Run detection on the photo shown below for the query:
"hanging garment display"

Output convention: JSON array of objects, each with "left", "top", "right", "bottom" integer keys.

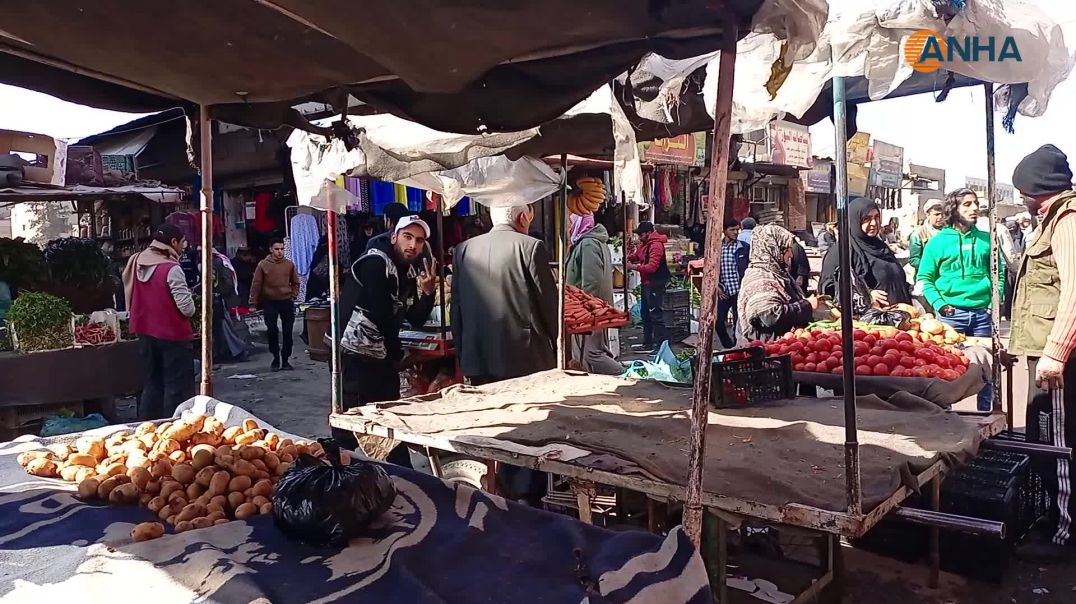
[{"left": 289, "top": 213, "right": 320, "bottom": 275}]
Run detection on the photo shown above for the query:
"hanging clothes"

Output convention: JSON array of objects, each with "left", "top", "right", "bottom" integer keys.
[
  {"left": 252, "top": 192, "right": 274, "bottom": 233},
  {"left": 289, "top": 213, "right": 320, "bottom": 275},
  {"left": 370, "top": 181, "right": 397, "bottom": 216}
]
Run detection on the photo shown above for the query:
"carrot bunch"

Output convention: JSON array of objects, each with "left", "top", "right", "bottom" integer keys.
[{"left": 565, "top": 286, "right": 629, "bottom": 333}]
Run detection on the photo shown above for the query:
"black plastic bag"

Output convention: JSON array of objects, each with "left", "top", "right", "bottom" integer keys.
[
  {"left": 859, "top": 308, "right": 911, "bottom": 329},
  {"left": 272, "top": 438, "right": 397, "bottom": 546}
]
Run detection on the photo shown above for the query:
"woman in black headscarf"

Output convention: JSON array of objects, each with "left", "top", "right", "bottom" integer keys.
[{"left": 818, "top": 197, "right": 911, "bottom": 313}]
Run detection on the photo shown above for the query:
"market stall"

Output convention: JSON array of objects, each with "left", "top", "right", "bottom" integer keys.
[{"left": 0, "top": 402, "right": 710, "bottom": 602}]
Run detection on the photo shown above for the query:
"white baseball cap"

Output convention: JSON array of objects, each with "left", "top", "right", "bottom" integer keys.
[{"left": 394, "top": 214, "right": 431, "bottom": 238}]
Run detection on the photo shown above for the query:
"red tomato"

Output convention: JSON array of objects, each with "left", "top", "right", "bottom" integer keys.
[
  {"left": 935, "top": 355, "right": 951, "bottom": 368},
  {"left": 914, "top": 358, "right": 928, "bottom": 367},
  {"left": 853, "top": 342, "right": 870, "bottom": 356},
  {"left": 873, "top": 362, "right": 891, "bottom": 376},
  {"left": 833, "top": 349, "right": 844, "bottom": 360},
  {"left": 869, "top": 346, "right": 884, "bottom": 356},
  {"left": 883, "top": 348, "right": 901, "bottom": 360},
  {"left": 891, "top": 366, "right": 908, "bottom": 377},
  {"left": 955, "top": 365, "right": 967, "bottom": 375},
  {"left": 866, "top": 355, "right": 884, "bottom": 367},
  {"left": 853, "top": 329, "right": 868, "bottom": 341},
  {"left": 789, "top": 342, "right": 805, "bottom": 353},
  {"left": 828, "top": 336, "right": 842, "bottom": 348},
  {"left": 898, "top": 341, "right": 916, "bottom": 354},
  {"left": 938, "top": 369, "right": 959, "bottom": 381},
  {"left": 810, "top": 329, "right": 822, "bottom": 337},
  {"left": 804, "top": 362, "right": 817, "bottom": 372},
  {"left": 881, "top": 339, "right": 899, "bottom": 352},
  {"left": 792, "top": 354, "right": 806, "bottom": 365},
  {"left": 855, "top": 365, "right": 873, "bottom": 376},
  {"left": 915, "top": 349, "right": 937, "bottom": 363},
  {"left": 864, "top": 335, "right": 878, "bottom": 347},
  {"left": 899, "top": 357, "right": 917, "bottom": 369},
  {"left": 777, "top": 346, "right": 789, "bottom": 355},
  {"left": 894, "top": 332, "right": 913, "bottom": 343},
  {"left": 826, "top": 357, "right": 841, "bottom": 370},
  {"left": 794, "top": 363, "right": 806, "bottom": 371},
  {"left": 831, "top": 366, "right": 843, "bottom": 375}
]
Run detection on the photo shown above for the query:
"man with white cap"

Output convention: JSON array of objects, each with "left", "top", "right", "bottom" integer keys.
[
  {"left": 1009, "top": 144, "right": 1076, "bottom": 560},
  {"left": 908, "top": 198, "right": 946, "bottom": 278},
  {"left": 334, "top": 215, "right": 437, "bottom": 462}
]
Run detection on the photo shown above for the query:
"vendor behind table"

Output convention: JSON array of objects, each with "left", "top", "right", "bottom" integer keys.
[
  {"left": 565, "top": 213, "right": 621, "bottom": 374},
  {"left": 336, "top": 215, "right": 437, "bottom": 467},
  {"left": 738, "top": 224, "right": 819, "bottom": 344}
]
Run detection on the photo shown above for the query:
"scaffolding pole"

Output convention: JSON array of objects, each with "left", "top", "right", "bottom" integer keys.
[
  {"left": 198, "top": 104, "right": 215, "bottom": 396},
  {"left": 557, "top": 154, "right": 570, "bottom": 369},
  {"left": 328, "top": 208, "right": 343, "bottom": 414},
  {"left": 833, "top": 77, "right": 863, "bottom": 515},
  {"left": 683, "top": 33, "right": 737, "bottom": 547},
  {"left": 985, "top": 83, "right": 1004, "bottom": 419}
]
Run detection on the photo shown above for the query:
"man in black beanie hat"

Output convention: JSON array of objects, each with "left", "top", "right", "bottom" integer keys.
[{"left": 1009, "top": 144, "right": 1076, "bottom": 560}]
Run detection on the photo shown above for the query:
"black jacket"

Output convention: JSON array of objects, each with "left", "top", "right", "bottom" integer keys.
[
  {"left": 340, "top": 238, "right": 435, "bottom": 362},
  {"left": 451, "top": 225, "right": 558, "bottom": 379}
]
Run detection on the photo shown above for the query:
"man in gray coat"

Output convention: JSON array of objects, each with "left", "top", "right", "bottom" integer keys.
[{"left": 451, "top": 203, "right": 558, "bottom": 383}]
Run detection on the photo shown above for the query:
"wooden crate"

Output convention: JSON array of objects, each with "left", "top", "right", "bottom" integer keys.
[{"left": 0, "top": 401, "right": 84, "bottom": 442}]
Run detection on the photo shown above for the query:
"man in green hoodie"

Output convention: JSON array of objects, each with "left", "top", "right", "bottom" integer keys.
[{"left": 918, "top": 187, "right": 1003, "bottom": 411}]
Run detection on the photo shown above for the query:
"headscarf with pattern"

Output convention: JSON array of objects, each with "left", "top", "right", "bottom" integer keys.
[{"left": 737, "top": 224, "right": 803, "bottom": 331}]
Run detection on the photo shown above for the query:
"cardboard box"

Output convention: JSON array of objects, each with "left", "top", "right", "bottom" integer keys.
[{"left": 0, "top": 130, "right": 67, "bottom": 186}]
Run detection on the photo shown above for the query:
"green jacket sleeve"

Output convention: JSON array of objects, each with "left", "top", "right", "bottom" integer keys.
[
  {"left": 578, "top": 240, "right": 606, "bottom": 299},
  {"left": 918, "top": 238, "right": 944, "bottom": 311},
  {"left": 908, "top": 234, "right": 923, "bottom": 271}
]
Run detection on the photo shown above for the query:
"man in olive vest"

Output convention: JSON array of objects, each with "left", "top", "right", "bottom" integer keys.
[{"left": 1010, "top": 144, "right": 1076, "bottom": 560}]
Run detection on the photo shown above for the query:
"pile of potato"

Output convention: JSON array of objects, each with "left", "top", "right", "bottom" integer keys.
[{"left": 16, "top": 414, "right": 325, "bottom": 542}]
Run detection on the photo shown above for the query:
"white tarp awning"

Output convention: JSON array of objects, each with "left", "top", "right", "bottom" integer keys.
[{"left": 721, "top": 0, "right": 1075, "bottom": 132}]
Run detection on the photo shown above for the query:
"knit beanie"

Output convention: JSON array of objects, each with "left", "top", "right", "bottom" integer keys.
[{"left": 1012, "top": 144, "right": 1073, "bottom": 197}]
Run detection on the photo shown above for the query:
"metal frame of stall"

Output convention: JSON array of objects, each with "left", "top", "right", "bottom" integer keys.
[{"left": 180, "top": 21, "right": 1031, "bottom": 601}]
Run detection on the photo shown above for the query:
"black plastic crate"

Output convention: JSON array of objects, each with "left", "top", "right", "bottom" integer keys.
[
  {"left": 663, "top": 288, "right": 690, "bottom": 310},
  {"left": 706, "top": 346, "right": 794, "bottom": 408}
]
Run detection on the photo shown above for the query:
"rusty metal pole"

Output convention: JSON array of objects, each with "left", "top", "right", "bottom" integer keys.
[
  {"left": 198, "top": 104, "right": 215, "bottom": 396},
  {"left": 327, "top": 208, "right": 342, "bottom": 415},
  {"left": 622, "top": 191, "right": 631, "bottom": 313},
  {"left": 833, "top": 77, "right": 863, "bottom": 515},
  {"left": 985, "top": 83, "right": 1003, "bottom": 418},
  {"left": 557, "top": 154, "right": 570, "bottom": 369},
  {"left": 683, "top": 34, "right": 737, "bottom": 548}
]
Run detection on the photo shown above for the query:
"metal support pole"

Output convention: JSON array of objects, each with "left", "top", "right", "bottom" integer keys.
[
  {"left": 198, "top": 104, "right": 215, "bottom": 396},
  {"left": 327, "top": 208, "right": 342, "bottom": 414},
  {"left": 833, "top": 77, "right": 863, "bottom": 516},
  {"left": 892, "top": 507, "right": 1006, "bottom": 538},
  {"left": 557, "top": 154, "right": 569, "bottom": 369},
  {"left": 985, "top": 83, "right": 1003, "bottom": 417},
  {"left": 928, "top": 476, "right": 940, "bottom": 588},
  {"left": 684, "top": 35, "right": 737, "bottom": 547},
  {"left": 621, "top": 192, "right": 631, "bottom": 314},
  {"left": 982, "top": 438, "right": 1073, "bottom": 459},
  {"left": 435, "top": 194, "right": 447, "bottom": 345}
]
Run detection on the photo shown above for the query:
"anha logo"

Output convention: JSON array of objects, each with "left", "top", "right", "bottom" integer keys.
[{"left": 904, "top": 29, "right": 1022, "bottom": 73}]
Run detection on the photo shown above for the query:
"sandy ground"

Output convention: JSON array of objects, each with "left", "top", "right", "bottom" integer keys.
[{"left": 163, "top": 321, "right": 1074, "bottom": 602}]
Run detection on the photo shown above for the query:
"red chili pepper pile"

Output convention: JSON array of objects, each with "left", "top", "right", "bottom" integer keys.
[{"left": 74, "top": 324, "right": 117, "bottom": 345}]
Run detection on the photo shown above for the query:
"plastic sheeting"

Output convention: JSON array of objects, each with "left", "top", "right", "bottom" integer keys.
[{"left": 722, "top": 0, "right": 1075, "bottom": 132}]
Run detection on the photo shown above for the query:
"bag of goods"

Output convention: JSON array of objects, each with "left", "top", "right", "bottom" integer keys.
[
  {"left": 859, "top": 308, "right": 912, "bottom": 329},
  {"left": 272, "top": 439, "right": 396, "bottom": 546},
  {"left": 16, "top": 414, "right": 326, "bottom": 541},
  {"left": 74, "top": 309, "right": 121, "bottom": 346}
]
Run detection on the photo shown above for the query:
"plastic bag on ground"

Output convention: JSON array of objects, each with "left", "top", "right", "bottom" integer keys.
[{"left": 272, "top": 439, "right": 397, "bottom": 546}]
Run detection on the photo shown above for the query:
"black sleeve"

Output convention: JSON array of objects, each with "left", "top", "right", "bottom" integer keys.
[
  {"left": 356, "top": 257, "right": 404, "bottom": 362},
  {"left": 405, "top": 287, "right": 436, "bottom": 329},
  {"left": 818, "top": 248, "right": 837, "bottom": 297},
  {"left": 753, "top": 299, "right": 813, "bottom": 333}
]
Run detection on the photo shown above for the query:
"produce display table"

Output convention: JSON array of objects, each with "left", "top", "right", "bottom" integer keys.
[
  {"left": 0, "top": 341, "right": 143, "bottom": 413},
  {"left": 330, "top": 370, "right": 1006, "bottom": 537},
  {"left": 0, "top": 399, "right": 709, "bottom": 603}
]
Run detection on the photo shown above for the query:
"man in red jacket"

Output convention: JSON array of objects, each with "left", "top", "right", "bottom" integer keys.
[{"left": 627, "top": 221, "right": 672, "bottom": 351}]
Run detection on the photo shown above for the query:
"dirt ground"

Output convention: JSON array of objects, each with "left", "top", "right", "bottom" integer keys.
[{"left": 193, "top": 323, "right": 1075, "bottom": 602}]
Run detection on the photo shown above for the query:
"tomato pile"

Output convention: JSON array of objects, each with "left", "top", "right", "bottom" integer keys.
[{"left": 747, "top": 327, "right": 970, "bottom": 381}]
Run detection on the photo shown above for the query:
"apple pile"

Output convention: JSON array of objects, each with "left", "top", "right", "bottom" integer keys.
[{"left": 747, "top": 327, "right": 971, "bottom": 381}]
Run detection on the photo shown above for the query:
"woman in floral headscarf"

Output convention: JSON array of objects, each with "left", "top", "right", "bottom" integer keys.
[
  {"left": 737, "top": 224, "right": 820, "bottom": 342},
  {"left": 565, "top": 214, "right": 622, "bottom": 374}
]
